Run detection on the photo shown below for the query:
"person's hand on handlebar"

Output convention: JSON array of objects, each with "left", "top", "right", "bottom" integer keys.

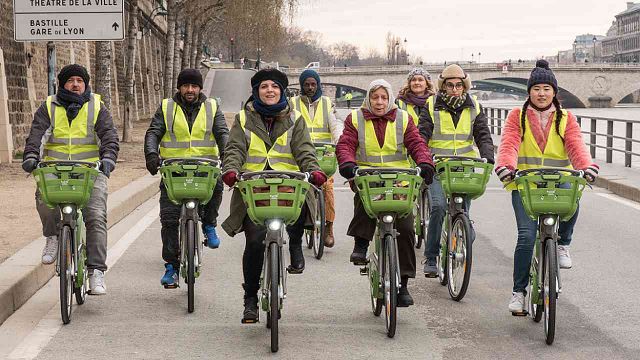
[
  {"left": 21, "top": 154, "right": 39, "bottom": 173},
  {"left": 418, "top": 163, "right": 435, "bottom": 185},
  {"left": 583, "top": 164, "right": 599, "bottom": 183},
  {"left": 145, "top": 153, "right": 160, "bottom": 175},
  {"left": 339, "top": 162, "right": 357, "bottom": 179},
  {"left": 99, "top": 158, "right": 115, "bottom": 178},
  {"left": 222, "top": 170, "right": 239, "bottom": 187},
  {"left": 495, "top": 165, "right": 516, "bottom": 182},
  {"left": 310, "top": 170, "right": 327, "bottom": 187}
]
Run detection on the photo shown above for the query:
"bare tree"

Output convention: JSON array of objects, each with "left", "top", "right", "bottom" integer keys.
[
  {"left": 163, "top": 0, "right": 177, "bottom": 98},
  {"left": 94, "top": 42, "right": 112, "bottom": 109},
  {"left": 122, "top": 0, "right": 139, "bottom": 142},
  {"left": 181, "top": 17, "right": 193, "bottom": 69}
]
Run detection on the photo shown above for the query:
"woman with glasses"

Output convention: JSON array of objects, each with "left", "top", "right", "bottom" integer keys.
[{"left": 417, "top": 64, "right": 495, "bottom": 277}]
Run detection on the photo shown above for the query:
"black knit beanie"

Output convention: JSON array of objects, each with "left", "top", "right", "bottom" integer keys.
[
  {"left": 527, "top": 59, "right": 558, "bottom": 93},
  {"left": 177, "top": 68, "right": 203, "bottom": 89},
  {"left": 58, "top": 64, "right": 90, "bottom": 86},
  {"left": 250, "top": 68, "right": 288, "bottom": 89}
]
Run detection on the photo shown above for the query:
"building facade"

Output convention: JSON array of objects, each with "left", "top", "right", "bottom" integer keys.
[{"left": 601, "top": 2, "right": 640, "bottom": 63}]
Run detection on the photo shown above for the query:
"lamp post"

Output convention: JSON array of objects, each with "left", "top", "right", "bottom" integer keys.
[
  {"left": 256, "top": 47, "right": 261, "bottom": 70},
  {"left": 230, "top": 37, "right": 235, "bottom": 63},
  {"left": 573, "top": 39, "right": 578, "bottom": 63},
  {"left": 394, "top": 41, "right": 399, "bottom": 65},
  {"left": 404, "top": 38, "right": 407, "bottom": 64},
  {"left": 592, "top": 35, "right": 597, "bottom": 63},
  {"left": 471, "top": 52, "right": 474, "bottom": 63}
]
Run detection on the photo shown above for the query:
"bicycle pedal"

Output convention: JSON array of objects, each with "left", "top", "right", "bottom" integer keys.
[
  {"left": 511, "top": 310, "right": 528, "bottom": 317},
  {"left": 359, "top": 267, "right": 368, "bottom": 276},
  {"left": 352, "top": 260, "right": 369, "bottom": 266},
  {"left": 286, "top": 266, "right": 304, "bottom": 274},
  {"left": 241, "top": 318, "right": 259, "bottom": 324},
  {"left": 163, "top": 284, "right": 179, "bottom": 289}
]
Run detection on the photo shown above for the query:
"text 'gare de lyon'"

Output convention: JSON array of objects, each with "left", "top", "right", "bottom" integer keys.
[
  {"left": 29, "top": 0, "right": 118, "bottom": 6},
  {"left": 29, "top": 20, "right": 85, "bottom": 35}
]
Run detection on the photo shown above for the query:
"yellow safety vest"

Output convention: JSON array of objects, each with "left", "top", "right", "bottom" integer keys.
[
  {"left": 506, "top": 109, "right": 571, "bottom": 190},
  {"left": 43, "top": 94, "right": 101, "bottom": 162},
  {"left": 291, "top": 95, "right": 332, "bottom": 142},
  {"left": 238, "top": 110, "right": 301, "bottom": 172},
  {"left": 159, "top": 98, "right": 220, "bottom": 159},
  {"left": 396, "top": 99, "right": 421, "bottom": 125},
  {"left": 345, "top": 93, "right": 353, "bottom": 100},
  {"left": 351, "top": 109, "right": 411, "bottom": 168},
  {"left": 427, "top": 95, "right": 479, "bottom": 157}
]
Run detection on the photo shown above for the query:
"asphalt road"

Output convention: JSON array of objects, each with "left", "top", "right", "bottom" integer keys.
[{"left": 1, "top": 174, "right": 639, "bottom": 359}]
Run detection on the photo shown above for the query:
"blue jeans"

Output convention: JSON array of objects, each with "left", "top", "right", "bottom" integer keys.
[
  {"left": 511, "top": 190, "right": 579, "bottom": 293},
  {"left": 424, "top": 177, "right": 472, "bottom": 259}
]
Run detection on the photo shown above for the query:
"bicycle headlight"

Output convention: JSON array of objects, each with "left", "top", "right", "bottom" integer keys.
[
  {"left": 186, "top": 201, "right": 196, "bottom": 209},
  {"left": 454, "top": 196, "right": 464, "bottom": 204},
  {"left": 383, "top": 215, "right": 394, "bottom": 224},
  {"left": 62, "top": 205, "right": 73, "bottom": 214},
  {"left": 268, "top": 219, "right": 283, "bottom": 231},
  {"left": 543, "top": 217, "right": 555, "bottom": 226}
]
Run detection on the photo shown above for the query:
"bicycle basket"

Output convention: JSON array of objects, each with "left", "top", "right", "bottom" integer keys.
[
  {"left": 315, "top": 144, "right": 337, "bottom": 177},
  {"left": 515, "top": 173, "right": 586, "bottom": 221},
  {"left": 33, "top": 165, "right": 99, "bottom": 209},
  {"left": 238, "top": 177, "right": 310, "bottom": 225},
  {"left": 435, "top": 160, "right": 493, "bottom": 199},
  {"left": 160, "top": 163, "right": 221, "bottom": 205},
  {"left": 354, "top": 172, "right": 422, "bottom": 219}
]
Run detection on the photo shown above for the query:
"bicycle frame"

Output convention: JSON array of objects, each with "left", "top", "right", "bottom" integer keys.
[
  {"left": 530, "top": 215, "right": 562, "bottom": 306},
  {"left": 260, "top": 219, "right": 287, "bottom": 312},
  {"left": 179, "top": 199, "right": 203, "bottom": 277},
  {"left": 368, "top": 215, "right": 401, "bottom": 300}
]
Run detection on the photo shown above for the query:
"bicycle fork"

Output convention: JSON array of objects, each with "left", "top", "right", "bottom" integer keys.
[
  {"left": 538, "top": 216, "right": 563, "bottom": 297},
  {"left": 262, "top": 221, "right": 287, "bottom": 304}
]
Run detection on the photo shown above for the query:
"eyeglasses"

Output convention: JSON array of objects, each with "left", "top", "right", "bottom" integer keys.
[{"left": 445, "top": 82, "right": 464, "bottom": 90}]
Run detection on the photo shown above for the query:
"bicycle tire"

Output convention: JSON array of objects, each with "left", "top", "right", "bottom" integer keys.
[
  {"left": 312, "top": 190, "right": 326, "bottom": 260},
  {"left": 383, "top": 234, "right": 398, "bottom": 338},
  {"left": 74, "top": 240, "right": 88, "bottom": 305},
  {"left": 269, "top": 242, "right": 279, "bottom": 352},
  {"left": 305, "top": 229, "right": 313, "bottom": 249},
  {"left": 370, "top": 262, "right": 383, "bottom": 316},
  {"left": 59, "top": 225, "right": 73, "bottom": 324},
  {"left": 187, "top": 220, "right": 196, "bottom": 313},
  {"left": 447, "top": 214, "right": 473, "bottom": 301},
  {"left": 437, "top": 217, "right": 448, "bottom": 285},
  {"left": 529, "top": 245, "right": 543, "bottom": 323},
  {"left": 543, "top": 239, "right": 557, "bottom": 345},
  {"left": 416, "top": 188, "right": 430, "bottom": 249}
]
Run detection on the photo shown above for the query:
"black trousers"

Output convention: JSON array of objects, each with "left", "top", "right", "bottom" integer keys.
[
  {"left": 159, "top": 179, "right": 223, "bottom": 268},
  {"left": 242, "top": 206, "right": 308, "bottom": 297},
  {"left": 347, "top": 194, "right": 416, "bottom": 278}
]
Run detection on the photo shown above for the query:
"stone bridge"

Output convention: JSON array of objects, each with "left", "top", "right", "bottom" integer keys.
[{"left": 284, "top": 63, "right": 640, "bottom": 108}]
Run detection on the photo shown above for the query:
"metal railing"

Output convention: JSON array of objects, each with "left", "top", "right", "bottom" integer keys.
[{"left": 483, "top": 107, "right": 640, "bottom": 167}]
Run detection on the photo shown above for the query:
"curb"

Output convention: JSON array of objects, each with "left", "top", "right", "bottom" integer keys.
[
  {"left": 0, "top": 174, "right": 160, "bottom": 326},
  {"left": 595, "top": 176, "right": 640, "bottom": 203}
]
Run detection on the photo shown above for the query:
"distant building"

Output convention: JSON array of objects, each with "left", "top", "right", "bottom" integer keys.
[
  {"left": 601, "top": 2, "right": 640, "bottom": 62},
  {"left": 573, "top": 34, "right": 604, "bottom": 63}
]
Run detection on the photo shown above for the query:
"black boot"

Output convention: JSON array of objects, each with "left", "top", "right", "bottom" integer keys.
[
  {"left": 350, "top": 237, "right": 369, "bottom": 265},
  {"left": 241, "top": 284, "right": 259, "bottom": 324},
  {"left": 287, "top": 245, "right": 305, "bottom": 274},
  {"left": 397, "top": 277, "right": 414, "bottom": 307}
]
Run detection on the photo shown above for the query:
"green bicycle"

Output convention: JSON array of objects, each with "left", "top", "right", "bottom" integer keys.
[
  {"left": 304, "top": 142, "right": 336, "bottom": 260},
  {"left": 513, "top": 168, "right": 586, "bottom": 345},
  {"left": 434, "top": 155, "right": 493, "bottom": 301},
  {"left": 237, "top": 170, "right": 311, "bottom": 353},
  {"left": 355, "top": 167, "right": 422, "bottom": 338},
  {"left": 159, "top": 157, "right": 221, "bottom": 313},
  {"left": 33, "top": 160, "right": 100, "bottom": 324},
  {"left": 414, "top": 184, "right": 430, "bottom": 249}
]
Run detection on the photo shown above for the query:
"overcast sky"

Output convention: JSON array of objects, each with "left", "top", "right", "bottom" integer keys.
[{"left": 292, "top": 0, "right": 626, "bottom": 63}]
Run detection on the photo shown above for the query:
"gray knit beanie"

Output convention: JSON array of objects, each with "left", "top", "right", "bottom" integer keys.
[{"left": 527, "top": 59, "right": 558, "bottom": 93}]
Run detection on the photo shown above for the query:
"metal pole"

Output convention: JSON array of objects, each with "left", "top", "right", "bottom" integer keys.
[
  {"left": 47, "top": 41, "right": 56, "bottom": 95},
  {"left": 590, "top": 118, "right": 597, "bottom": 159},
  {"left": 497, "top": 109, "right": 502, "bottom": 135},
  {"left": 490, "top": 108, "right": 495, "bottom": 134},
  {"left": 606, "top": 120, "right": 613, "bottom": 163},
  {"left": 626, "top": 122, "right": 633, "bottom": 167}
]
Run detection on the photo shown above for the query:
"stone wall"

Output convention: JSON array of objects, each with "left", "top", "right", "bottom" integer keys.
[{"left": 0, "top": 0, "right": 168, "bottom": 153}]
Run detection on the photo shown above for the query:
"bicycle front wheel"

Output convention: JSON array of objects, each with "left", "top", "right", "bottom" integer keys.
[
  {"left": 447, "top": 214, "right": 473, "bottom": 301},
  {"left": 416, "top": 188, "right": 430, "bottom": 249},
  {"left": 186, "top": 220, "right": 196, "bottom": 313},
  {"left": 529, "top": 244, "right": 543, "bottom": 323},
  {"left": 59, "top": 225, "right": 73, "bottom": 324},
  {"left": 543, "top": 239, "right": 557, "bottom": 345},
  {"left": 382, "top": 234, "right": 398, "bottom": 338},
  {"left": 74, "top": 240, "right": 88, "bottom": 305},
  {"left": 312, "top": 190, "right": 326, "bottom": 259},
  {"left": 269, "top": 242, "right": 280, "bottom": 353},
  {"left": 437, "top": 217, "right": 448, "bottom": 285}
]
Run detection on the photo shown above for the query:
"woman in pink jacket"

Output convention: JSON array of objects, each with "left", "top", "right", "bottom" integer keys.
[{"left": 495, "top": 60, "right": 599, "bottom": 314}]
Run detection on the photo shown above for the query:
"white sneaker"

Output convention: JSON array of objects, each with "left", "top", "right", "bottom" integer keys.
[
  {"left": 89, "top": 269, "right": 107, "bottom": 295},
  {"left": 508, "top": 292, "right": 525, "bottom": 313},
  {"left": 558, "top": 245, "right": 572, "bottom": 269},
  {"left": 41, "top": 236, "right": 58, "bottom": 264}
]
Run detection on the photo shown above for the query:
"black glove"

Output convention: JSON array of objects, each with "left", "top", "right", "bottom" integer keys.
[
  {"left": 339, "top": 162, "right": 357, "bottom": 179},
  {"left": 483, "top": 157, "right": 495, "bottom": 165},
  {"left": 495, "top": 166, "right": 515, "bottom": 182},
  {"left": 146, "top": 153, "right": 160, "bottom": 175},
  {"left": 100, "top": 159, "right": 115, "bottom": 178},
  {"left": 21, "top": 155, "right": 39, "bottom": 173},
  {"left": 418, "top": 163, "right": 435, "bottom": 185}
]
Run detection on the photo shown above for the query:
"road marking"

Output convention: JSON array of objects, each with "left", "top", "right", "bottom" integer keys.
[
  {"left": 595, "top": 192, "right": 640, "bottom": 211},
  {"left": 7, "top": 204, "right": 159, "bottom": 360}
]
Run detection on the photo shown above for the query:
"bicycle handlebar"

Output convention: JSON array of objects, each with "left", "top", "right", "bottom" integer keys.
[
  {"left": 354, "top": 167, "right": 420, "bottom": 177},
  {"left": 515, "top": 167, "right": 585, "bottom": 178},
  {"left": 239, "top": 170, "right": 310, "bottom": 182},
  {"left": 434, "top": 155, "right": 488, "bottom": 163},
  {"left": 37, "top": 160, "right": 100, "bottom": 170},
  {"left": 160, "top": 157, "right": 222, "bottom": 168}
]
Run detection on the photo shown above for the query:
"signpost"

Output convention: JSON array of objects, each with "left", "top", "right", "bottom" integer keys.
[{"left": 13, "top": 0, "right": 125, "bottom": 95}]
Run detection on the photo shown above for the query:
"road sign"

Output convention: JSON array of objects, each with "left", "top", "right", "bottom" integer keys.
[{"left": 13, "top": 0, "right": 125, "bottom": 41}]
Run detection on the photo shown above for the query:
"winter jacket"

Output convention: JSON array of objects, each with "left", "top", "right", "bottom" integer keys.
[
  {"left": 417, "top": 94, "right": 494, "bottom": 162},
  {"left": 23, "top": 95, "right": 119, "bottom": 163},
  {"left": 496, "top": 107, "right": 594, "bottom": 170},
  {"left": 221, "top": 101, "right": 320, "bottom": 237},
  {"left": 144, "top": 92, "right": 228, "bottom": 159},
  {"left": 336, "top": 108, "right": 433, "bottom": 166}
]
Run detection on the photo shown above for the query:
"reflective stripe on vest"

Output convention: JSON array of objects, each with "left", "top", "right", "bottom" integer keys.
[
  {"left": 159, "top": 98, "right": 220, "bottom": 159},
  {"left": 427, "top": 95, "right": 479, "bottom": 157},
  {"left": 291, "top": 95, "right": 331, "bottom": 141},
  {"left": 43, "top": 94, "right": 100, "bottom": 161},
  {"left": 351, "top": 109, "right": 411, "bottom": 168},
  {"left": 238, "top": 110, "right": 300, "bottom": 171},
  {"left": 505, "top": 110, "right": 572, "bottom": 190},
  {"left": 397, "top": 99, "right": 420, "bottom": 125}
]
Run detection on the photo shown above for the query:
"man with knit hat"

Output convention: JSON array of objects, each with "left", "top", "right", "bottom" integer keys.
[
  {"left": 289, "top": 69, "right": 343, "bottom": 248},
  {"left": 417, "top": 64, "right": 494, "bottom": 277},
  {"left": 22, "top": 64, "right": 119, "bottom": 295},
  {"left": 145, "top": 68, "right": 229, "bottom": 288}
]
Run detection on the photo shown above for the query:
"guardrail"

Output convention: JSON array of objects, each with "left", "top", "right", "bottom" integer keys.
[{"left": 483, "top": 107, "right": 640, "bottom": 167}]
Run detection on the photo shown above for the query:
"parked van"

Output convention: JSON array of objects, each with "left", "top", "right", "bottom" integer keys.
[{"left": 305, "top": 62, "right": 320, "bottom": 69}]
